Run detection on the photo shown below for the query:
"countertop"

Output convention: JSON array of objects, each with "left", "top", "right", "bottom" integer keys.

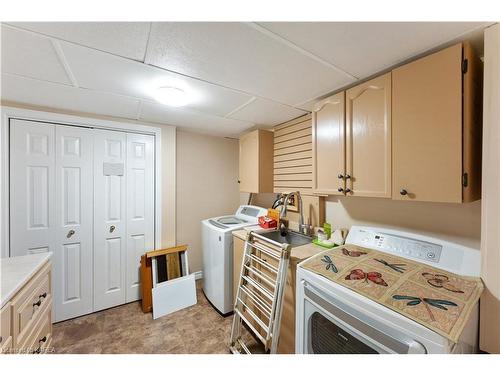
[
  {"left": 233, "top": 228, "right": 326, "bottom": 261},
  {"left": 0, "top": 252, "right": 52, "bottom": 308}
]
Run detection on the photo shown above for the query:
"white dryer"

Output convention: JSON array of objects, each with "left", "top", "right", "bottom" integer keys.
[{"left": 201, "top": 205, "right": 268, "bottom": 315}]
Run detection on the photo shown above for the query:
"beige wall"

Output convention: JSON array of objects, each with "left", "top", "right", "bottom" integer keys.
[
  {"left": 160, "top": 125, "right": 177, "bottom": 248},
  {"left": 176, "top": 130, "right": 241, "bottom": 272},
  {"left": 325, "top": 196, "right": 481, "bottom": 249}
]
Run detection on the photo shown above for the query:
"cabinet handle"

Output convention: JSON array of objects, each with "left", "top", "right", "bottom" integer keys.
[
  {"left": 39, "top": 336, "right": 47, "bottom": 343},
  {"left": 0, "top": 336, "right": 3, "bottom": 343},
  {"left": 34, "top": 347, "right": 41, "bottom": 354},
  {"left": 39, "top": 292, "right": 47, "bottom": 299},
  {"left": 337, "top": 174, "right": 344, "bottom": 179},
  {"left": 400, "top": 189, "right": 408, "bottom": 196},
  {"left": 67, "top": 229, "right": 75, "bottom": 238},
  {"left": 109, "top": 225, "right": 116, "bottom": 233},
  {"left": 345, "top": 188, "right": 351, "bottom": 193},
  {"left": 337, "top": 187, "right": 344, "bottom": 193},
  {"left": 345, "top": 174, "right": 351, "bottom": 180},
  {"left": 33, "top": 300, "right": 41, "bottom": 307}
]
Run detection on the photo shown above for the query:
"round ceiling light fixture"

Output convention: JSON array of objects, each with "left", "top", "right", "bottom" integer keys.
[{"left": 153, "top": 86, "right": 191, "bottom": 107}]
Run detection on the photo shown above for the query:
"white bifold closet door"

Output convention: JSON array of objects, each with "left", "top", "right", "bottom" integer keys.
[
  {"left": 93, "top": 129, "right": 154, "bottom": 311},
  {"left": 10, "top": 121, "right": 154, "bottom": 321},
  {"left": 125, "top": 133, "right": 155, "bottom": 303},
  {"left": 10, "top": 120, "right": 94, "bottom": 322},
  {"left": 93, "top": 129, "right": 128, "bottom": 311}
]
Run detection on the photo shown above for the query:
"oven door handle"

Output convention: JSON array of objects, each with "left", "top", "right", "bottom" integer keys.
[{"left": 302, "top": 280, "right": 427, "bottom": 354}]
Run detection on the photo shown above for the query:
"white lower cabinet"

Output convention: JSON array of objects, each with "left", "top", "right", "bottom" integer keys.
[{"left": 9, "top": 120, "right": 155, "bottom": 322}]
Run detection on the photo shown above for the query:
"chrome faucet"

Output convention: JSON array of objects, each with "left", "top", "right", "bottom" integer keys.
[{"left": 279, "top": 191, "right": 309, "bottom": 235}]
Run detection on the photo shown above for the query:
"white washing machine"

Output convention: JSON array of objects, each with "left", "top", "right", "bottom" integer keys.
[{"left": 201, "top": 205, "right": 268, "bottom": 315}]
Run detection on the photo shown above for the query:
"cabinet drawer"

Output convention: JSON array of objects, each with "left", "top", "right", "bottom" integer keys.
[
  {"left": 11, "top": 262, "right": 52, "bottom": 346},
  {"left": 19, "top": 302, "right": 52, "bottom": 354},
  {"left": 0, "top": 304, "right": 12, "bottom": 353}
]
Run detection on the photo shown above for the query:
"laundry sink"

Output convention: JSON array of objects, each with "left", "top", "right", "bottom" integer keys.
[{"left": 258, "top": 230, "right": 312, "bottom": 247}]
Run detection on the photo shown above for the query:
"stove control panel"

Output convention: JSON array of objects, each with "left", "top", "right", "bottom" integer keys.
[{"left": 359, "top": 232, "right": 442, "bottom": 263}]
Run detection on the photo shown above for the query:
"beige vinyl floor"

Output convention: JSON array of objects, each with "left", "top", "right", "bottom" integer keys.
[{"left": 52, "top": 281, "right": 263, "bottom": 354}]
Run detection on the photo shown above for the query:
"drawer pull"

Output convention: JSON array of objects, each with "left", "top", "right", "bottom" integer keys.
[
  {"left": 34, "top": 347, "right": 41, "bottom": 354},
  {"left": 39, "top": 292, "right": 47, "bottom": 299},
  {"left": 39, "top": 336, "right": 47, "bottom": 343},
  {"left": 33, "top": 300, "right": 42, "bottom": 307}
]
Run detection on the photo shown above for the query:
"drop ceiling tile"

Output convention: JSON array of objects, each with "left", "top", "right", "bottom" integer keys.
[
  {"left": 1, "top": 25, "right": 71, "bottom": 85},
  {"left": 8, "top": 22, "right": 151, "bottom": 61},
  {"left": 145, "top": 22, "right": 355, "bottom": 106},
  {"left": 59, "top": 41, "right": 252, "bottom": 117},
  {"left": 1, "top": 73, "right": 140, "bottom": 119},
  {"left": 139, "top": 101, "right": 252, "bottom": 137},
  {"left": 227, "top": 98, "right": 307, "bottom": 126},
  {"left": 258, "top": 22, "right": 489, "bottom": 79}
]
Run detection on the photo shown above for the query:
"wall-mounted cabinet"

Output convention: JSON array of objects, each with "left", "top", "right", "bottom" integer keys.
[
  {"left": 312, "top": 73, "right": 391, "bottom": 198},
  {"left": 312, "top": 42, "right": 481, "bottom": 203},
  {"left": 239, "top": 129, "right": 274, "bottom": 193},
  {"left": 392, "top": 42, "right": 482, "bottom": 203},
  {"left": 346, "top": 73, "right": 392, "bottom": 198},
  {"left": 312, "top": 93, "right": 345, "bottom": 195}
]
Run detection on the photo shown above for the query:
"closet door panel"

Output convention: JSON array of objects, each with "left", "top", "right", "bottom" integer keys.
[
  {"left": 126, "top": 133, "right": 154, "bottom": 303},
  {"left": 94, "top": 129, "right": 127, "bottom": 311},
  {"left": 54, "top": 125, "right": 93, "bottom": 322},
  {"left": 10, "top": 119, "right": 56, "bottom": 257},
  {"left": 346, "top": 73, "right": 392, "bottom": 198}
]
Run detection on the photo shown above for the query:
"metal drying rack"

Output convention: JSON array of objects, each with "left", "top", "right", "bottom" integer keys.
[{"left": 229, "top": 231, "right": 291, "bottom": 354}]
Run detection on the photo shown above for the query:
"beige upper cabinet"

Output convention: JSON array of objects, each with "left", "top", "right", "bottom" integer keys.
[
  {"left": 312, "top": 92, "right": 345, "bottom": 195},
  {"left": 239, "top": 129, "right": 274, "bottom": 193},
  {"left": 346, "top": 73, "right": 392, "bottom": 198},
  {"left": 392, "top": 42, "right": 481, "bottom": 203}
]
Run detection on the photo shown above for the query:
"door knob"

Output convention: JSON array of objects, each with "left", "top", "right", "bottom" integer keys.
[
  {"left": 67, "top": 230, "right": 75, "bottom": 238},
  {"left": 400, "top": 189, "right": 408, "bottom": 196},
  {"left": 110, "top": 225, "right": 116, "bottom": 233}
]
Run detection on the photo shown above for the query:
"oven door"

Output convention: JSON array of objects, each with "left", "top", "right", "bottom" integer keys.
[{"left": 302, "top": 281, "right": 427, "bottom": 354}]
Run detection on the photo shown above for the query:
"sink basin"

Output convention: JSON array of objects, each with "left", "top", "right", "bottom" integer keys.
[{"left": 258, "top": 230, "right": 312, "bottom": 248}]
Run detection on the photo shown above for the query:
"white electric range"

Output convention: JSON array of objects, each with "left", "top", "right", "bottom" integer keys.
[{"left": 296, "top": 226, "right": 480, "bottom": 354}]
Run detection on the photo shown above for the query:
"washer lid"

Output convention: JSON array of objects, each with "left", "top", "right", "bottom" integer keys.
[
  {"left": 208, "top": 216, "right": 248, "bottom": 230},
  {"left": 217, "top": 216, "right": 247, "bottom": 225}
]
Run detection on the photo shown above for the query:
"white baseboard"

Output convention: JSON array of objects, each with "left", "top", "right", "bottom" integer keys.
[{"left": 194, "top": 270, "right": 203, "bottom": 280}]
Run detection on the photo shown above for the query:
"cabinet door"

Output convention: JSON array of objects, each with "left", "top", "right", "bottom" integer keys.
[
  {"left": 346, "top": 73, "right": 392, "bottom": 198},
  {"left": 392, "top": 44, "right": 462, "bottom": 202},
  {"left": 239, "top": 130, "right": 259, "bottom": 193},
  {"left": 312, "top": 92, "right": 345, "bottom": 195}
]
